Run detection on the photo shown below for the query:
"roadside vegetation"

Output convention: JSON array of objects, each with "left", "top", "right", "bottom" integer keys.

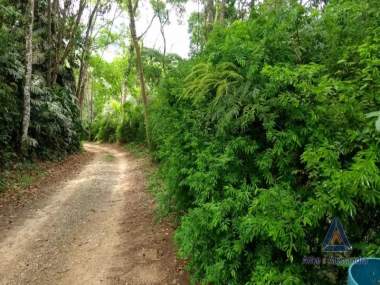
[
  {"left": 148, "top": 1, "right": 380, "bottom": 283},
  {"left": 87, "top": 0, "right": 380, "bottom": 284},
  {"left": 0, "top": 163, "right": 45, "bottom": 193},
  {"left": 0, "top": 0, "right": 103, "bottom": 179}
]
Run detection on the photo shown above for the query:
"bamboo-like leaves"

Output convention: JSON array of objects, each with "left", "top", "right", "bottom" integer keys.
[
  {"left": 182, "top": 62, "right": 244, "bottom": 105},
  {"left": 366, "top": 111, "right": 380, "bottom": 132}
]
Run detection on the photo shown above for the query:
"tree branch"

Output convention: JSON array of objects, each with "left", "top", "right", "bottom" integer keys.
[
  {"left": 137, "top": 15, "right": 156, "bottom": 40},
  {"left": 133, "top": 0, "right": 139, "bottom": 15},
  {"left": 60, "top": 0, "right": 87, "bottom": 64}
]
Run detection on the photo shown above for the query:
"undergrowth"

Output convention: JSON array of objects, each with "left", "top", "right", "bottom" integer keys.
[
  {"left": 0, "top": 162, "right": 45, "bottom": 194},
  {"left": 148, "top": 1, "right": 380, "bottom": 284}
]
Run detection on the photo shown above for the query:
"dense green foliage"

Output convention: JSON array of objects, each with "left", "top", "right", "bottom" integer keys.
[
  {"left": 87, "top": 48, "right": 181, "bottom": 143},
  {"left": 149, "top": 0, "right": 380, "bottom": 283},
  {"left": 85, "top": 53, "right": 145, "bottom": 143},
  {"left": 0, "top": 0, "right": 23, "bottom": 167},
  {"left": 4, "top": 0, "right": 375, "bottom": 283},
  {"left": 0, "top": 0, "right": 81, "bottom": 171}
]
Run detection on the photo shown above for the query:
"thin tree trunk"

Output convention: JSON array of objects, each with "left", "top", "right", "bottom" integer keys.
[
  {"left": 47, "top": 0, "right": 52, "bottom": 85},
  {"left": 207, "top": 0, "right": 215, "bottom": 23},
  {"left": 205, "top": 0, "right": 215, "bottom": 39},
  {"left": 79, "top": 63, "right": 89, "bottom": 118},
  {"left": 215, "top": 0, "right": 225, "bottom": 24},
  {"left": 60, "top": 0, "right": 86, "bottom": 66},
  {"left": 21, "top": 0, "right": 35, "bottom": 152},
  {"left": 219, "top": 0, "right": 226, "bottom": 23},
  {"left": 157, "top": 9, "right": 168, "bottom": 72},
  {"left": 160, "top": 24, "right": 166, "bottom": 71},
  {"left": 89, "top": 76, "right": 94, "bottom": 140},
  {"left": 51, "top": 0, "right": 69, "bottom": 85},
  {"left": 77, "top": 59, "right": 88, "bottom": 110},
  {"left": 51, "top": 0, "right": 86, "bottom": 85},
  {"left": 76, "top": 0, "right": 100, "bottom": 108},
  {"left": 50, "top": 0, "right": 58, "bottom": 83},
  {"left": 127, "top": 0, "right": 151, "bottom": 148}
]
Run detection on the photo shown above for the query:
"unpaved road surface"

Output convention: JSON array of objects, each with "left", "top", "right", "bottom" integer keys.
[{"left": 0, "top": 143, "right": 187, "bottom": 285}]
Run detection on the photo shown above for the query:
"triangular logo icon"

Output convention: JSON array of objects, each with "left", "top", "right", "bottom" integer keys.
[{"left": 322, "top": 217, "right": 352, "bottom": 252}]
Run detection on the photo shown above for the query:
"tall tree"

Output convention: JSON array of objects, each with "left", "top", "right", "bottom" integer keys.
[
  {"left": 151, "top": 0, "right": 169, "bottom": 71},
  {"left": 204, "top": 0, "right": 215, "bottom": 39},
  {"left": 76, "top": 0, "right": 102, "bottom": 109},
  {"left": 21, "top": 0, "right": 35, "bottom": 152},
  {"left": 215, "top": 0, "right": 226, "bottom": 23},
  {"left": 47, "top": 0, "right": 52, "bottom": 84},
  {"left": 126, "top": 0, "right": 151, "bottom": 148},
  {"left": 50, "top": 0, "right": 87, "bottom": 85}
]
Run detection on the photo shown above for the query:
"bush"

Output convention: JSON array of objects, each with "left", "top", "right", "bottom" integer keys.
[
  {"left": 92, "top": 100, "right": 145, "bottom": 143},
  {"left": 116, "top": 104, "right": 145, "bottom": 143},
  {"left": 29, "top": 86, "right": 82, "bottom": 159},
  {"left": 150, "top": 0, "right": 380, "bottom": 284},
  {"left": 0, "top": 0, "right": 23, "bottom": 168},
  {"left": 0, "top": 0, "right": 82, "bottom": 166}
]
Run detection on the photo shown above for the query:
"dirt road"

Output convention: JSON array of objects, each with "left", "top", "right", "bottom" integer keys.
[{"left": 0, "top": 143, "right": 187, "bottom": 285}]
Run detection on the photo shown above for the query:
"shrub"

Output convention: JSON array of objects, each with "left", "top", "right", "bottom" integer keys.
[
  {"left": 150, "top": 0, "right": 380, "bottom": 284},
  {"left": 92, "top": 100, "right": 145, "bottom": 143}
]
